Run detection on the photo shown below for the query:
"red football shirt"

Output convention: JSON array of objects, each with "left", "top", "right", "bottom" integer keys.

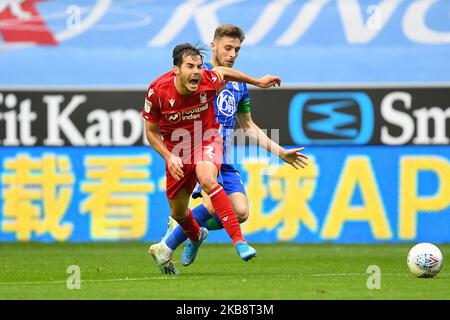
[{"left": 142, "top": 69, "right": 224, "bottom": 157}]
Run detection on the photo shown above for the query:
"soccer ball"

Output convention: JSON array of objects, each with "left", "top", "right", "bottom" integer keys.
[{"left": 407, "top": 243, "right": 443, "bottom": 278}]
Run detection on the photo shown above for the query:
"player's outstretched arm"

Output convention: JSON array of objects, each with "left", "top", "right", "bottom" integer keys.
[
  {"left": 212, "top": 66, "right": 281, "bottom": 88},
  {"left": 236, "top": 113, "right": 308, "bottom": 169},
  {"left": 145, "top": 121, "right": 184, "bottom": 180}
]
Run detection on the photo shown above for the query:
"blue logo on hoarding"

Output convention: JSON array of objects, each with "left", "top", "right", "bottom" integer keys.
[{"left": 289, "top": 92, "right": 374, "bottom": 145}]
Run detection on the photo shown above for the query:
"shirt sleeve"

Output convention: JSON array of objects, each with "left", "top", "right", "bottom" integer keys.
[
  {"left": 208, "top": 69, "right": 225, "bottom": 93},
  {"left": 237, "top": 83, "right": 251, "bottom": 113},
  {"left": 141, "top": 86, "right": 161, "bottom": 123}
]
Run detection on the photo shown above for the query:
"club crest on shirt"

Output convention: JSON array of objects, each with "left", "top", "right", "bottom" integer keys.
[
  {"left": 216, "top": 90, "right": 236, "bottom": 117},
  {"left": 200, "top": 91, "right": 207, "bottom": 104}
]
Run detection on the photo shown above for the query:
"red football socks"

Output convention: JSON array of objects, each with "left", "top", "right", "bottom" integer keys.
[
  {"left": 177, "top": 209, "right": 201, "bottom": 242},
  {"left": 207, "top": 184, "right": 245, "bottom": 245}
]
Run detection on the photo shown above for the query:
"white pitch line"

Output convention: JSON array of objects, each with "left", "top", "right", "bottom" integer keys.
[
  {"left": 0, "top": 276, "right": 178, "bottom": 286},
  {"left": 307, "top": 272, "right": 449, "bottom": 277},
  {"left": 2, "top": 272, "right": 447, "bottom": 285},
  {"left": 309, "top": 273, "right": 363, "bottom": 277}
]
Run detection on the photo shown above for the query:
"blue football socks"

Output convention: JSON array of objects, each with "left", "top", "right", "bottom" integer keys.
[{"left": 165, "top": 204, "right": 211, "bottom": 250}]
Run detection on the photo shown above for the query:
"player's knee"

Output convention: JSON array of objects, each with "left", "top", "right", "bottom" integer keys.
[
  {"left": 198, "top": 176, "right": 218, "bottom": 194},
  {"left": 235, "top": 206, "right": 249, "bottom": 223}
]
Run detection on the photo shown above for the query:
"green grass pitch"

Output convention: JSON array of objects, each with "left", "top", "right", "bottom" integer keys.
[{"left": 0, "top": 242, "right": 448, "bottom": 300}]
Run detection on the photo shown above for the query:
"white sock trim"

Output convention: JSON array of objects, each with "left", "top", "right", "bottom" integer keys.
[{"left": 208, "top": 185, "right": 223, "bottom": 198}]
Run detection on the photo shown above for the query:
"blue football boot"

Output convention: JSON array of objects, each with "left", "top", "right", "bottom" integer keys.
[
  {"left": 236, "top": 241, "right": 257, "bottom": 261},
  {"left": 181, "top": 227, "right": 208, "bottom": 266}
]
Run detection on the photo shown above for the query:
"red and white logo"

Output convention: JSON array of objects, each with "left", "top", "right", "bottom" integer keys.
[
  {"left": 428, "top": 256, "right": 439, "bottom": 267},
  {"left": 200, "top": 91, "right": 207, "bottom": 104},
  {"left": 0, "top": 0, "right": 56, "bottom": 45},
  {"left": 168, "top": 98, "right": 175, "bottom": 107},
  {"left": 0, "top": 0, "right": 110, "bottom": 49}
]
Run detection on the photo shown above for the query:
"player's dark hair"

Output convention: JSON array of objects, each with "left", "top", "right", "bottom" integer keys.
[
  {"left": 172, "top": 43, "right": 206, "bottom": 67},
  {"left": 214, "top": 24, "right": 245, "bottom": 42}
]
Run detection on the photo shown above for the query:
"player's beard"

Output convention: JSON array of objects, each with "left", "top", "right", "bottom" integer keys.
[{"left": 182, "top": 72, "right": 201, "bottom": 94}]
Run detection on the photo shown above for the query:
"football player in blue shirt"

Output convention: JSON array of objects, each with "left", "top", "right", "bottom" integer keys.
[{"left": 149, "top": 25, "right": 308, "bottom": 274}]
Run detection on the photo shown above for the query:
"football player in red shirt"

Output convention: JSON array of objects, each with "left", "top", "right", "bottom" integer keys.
[{"left": 142, "top": 43, "right": 280, "bottom": 274}]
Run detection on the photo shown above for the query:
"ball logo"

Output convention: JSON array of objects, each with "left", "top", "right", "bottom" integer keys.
[
  {"left": 165, "top": 112, "right": 181, "bottom": 123},
  {"left": 289, "top": 92, "right": 374, "bottom": 145},
  {"left": 216, "top": 90, "right": 236, "bottom": 117},
  {"left": 428, "top": 256, "right": 439, "bottom": 267}
]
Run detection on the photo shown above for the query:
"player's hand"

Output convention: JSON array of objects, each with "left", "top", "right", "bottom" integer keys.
[
  {"left": 280, "top": 147, "right": 309, "bottom": 169},
  {"left": 255, "top": 75, "right": 281, "bottom": 88},
  {"left": 167, "top": 154, "right": 184, "bottom": 180}
]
